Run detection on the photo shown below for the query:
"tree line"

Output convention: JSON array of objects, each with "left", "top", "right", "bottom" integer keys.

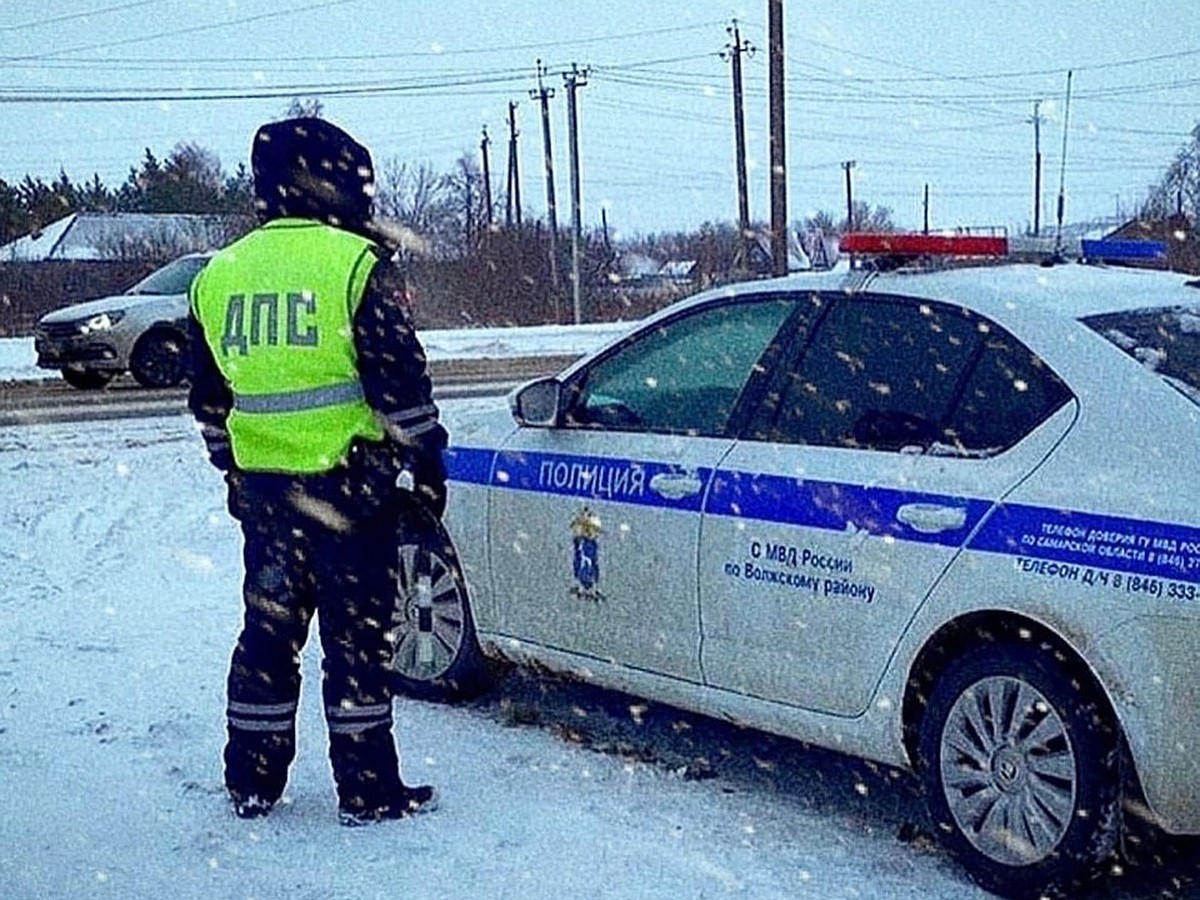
[{"left": 0, "top": 143, "right": 254, "bottom": 247}]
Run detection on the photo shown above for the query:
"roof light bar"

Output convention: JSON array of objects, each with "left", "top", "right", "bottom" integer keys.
[{"left": 839, "top": 232, "right": 1009, "bottom": 257}]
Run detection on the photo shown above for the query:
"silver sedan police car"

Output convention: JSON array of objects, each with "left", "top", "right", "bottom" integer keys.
[{"left": 389, "top": 258, "right": 1200, "bottom": 898}]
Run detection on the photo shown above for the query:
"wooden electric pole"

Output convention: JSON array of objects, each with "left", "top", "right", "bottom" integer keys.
[
  {"left": 724, "top": 19, "right": 754, "bottom": 274},
  {"left": 506, "top": 101, "right": 522, "bottom": 227},
  {"left": 1054, "top": 70, "right": 1073, "bottom": 256},
  {"left": 563, "top": 63, "right": 589, "bottom": 325},
  {"left": 1029, "top": 100, "right": 1043, "bottom": 236},
  {"left": 768, "top": 0, "right": 788, "bottom": 276},
  {"left": 480, "top": 126, "right": 493, "bottom": 227},
  {"left": 531, "top": 60, "right": 560, "bottom": 293},
  {"left": 842, "top": 160, "right": 856, "bottom": 232}
]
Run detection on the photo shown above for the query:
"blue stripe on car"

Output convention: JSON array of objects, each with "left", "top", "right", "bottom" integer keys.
[
  {"left": 445, "top": 445, "right": 1200, "bottom": 585},
  {"left": 707, "top": 469, "right": 992, "bottom": 549}
]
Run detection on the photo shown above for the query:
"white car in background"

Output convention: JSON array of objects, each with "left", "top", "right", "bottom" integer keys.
[
  {"left": 33, "top": 252, "right": 211, "bottom": 389},
  {"left": 388, "top": 253, "right": 1200, "bottom": 898}
]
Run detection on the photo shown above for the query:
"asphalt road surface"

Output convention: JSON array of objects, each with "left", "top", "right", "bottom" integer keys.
[{"left": 0, "top": 354, "right": 578, "bottom": 427}]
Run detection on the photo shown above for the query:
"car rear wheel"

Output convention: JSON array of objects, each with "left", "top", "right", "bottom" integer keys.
[
  {"left": 917, "top": 642, "right": 1120, "bottom": 898},
  {"left": 129, "top": 328, "right": 187, "bottom": 389},
  {"left": 387, "top": 496, "right": 489, "bottom": 702},
  {"left": 62, "top": 366, "right": 115, "bottom": 390}
]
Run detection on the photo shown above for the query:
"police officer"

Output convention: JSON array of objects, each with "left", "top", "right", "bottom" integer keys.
[{"left": 188, "top": 117, "right": 445, "bottom": 825}]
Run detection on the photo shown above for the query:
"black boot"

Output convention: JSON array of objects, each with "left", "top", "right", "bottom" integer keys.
[
  {"left": 338, "top": 784, "right": 439, "bottom": 826},
  {"left": 229, "top": 792, "right": 276, "bottom": 820},
  {"left": 330, "top": 726, "right": 436, "bottom": 825},
  {"left": 224, "top": 728, "right": 293, "bottom": 820}
]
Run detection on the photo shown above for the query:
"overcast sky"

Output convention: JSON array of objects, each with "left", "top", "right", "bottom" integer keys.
[{"left": 1, "top": 0, "right": 1196, "bottom": 237}]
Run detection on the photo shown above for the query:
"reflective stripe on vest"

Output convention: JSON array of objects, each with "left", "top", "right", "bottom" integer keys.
[{"left": 234, "top": 380, "right": 366, "bottom": 414}]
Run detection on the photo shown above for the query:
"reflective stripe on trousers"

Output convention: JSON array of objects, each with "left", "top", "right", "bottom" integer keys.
[
  {"left": 326, "top": 702, "right": 393, "bottom": 735},
  {"left": 227, "top": 699, "right": 298, "bottom": 733}
]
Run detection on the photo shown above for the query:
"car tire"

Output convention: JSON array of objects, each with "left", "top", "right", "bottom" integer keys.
[
  {"left": 387, "top": 495, "right": 490, "bottom": 702},
  {"left": 129, "top": 327, "right": 187, "bottom": 389},
  {"left": 916, "top": 641, "right": 1120, "bottom": 899},
  {"left": 62, "top": 366, "right": 115, "bottom": 390}
]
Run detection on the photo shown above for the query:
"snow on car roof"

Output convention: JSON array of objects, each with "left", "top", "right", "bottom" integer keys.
[
  {"left": 666, "top": 261, "right": 1200, "bottom": 324},
  {"left": 868, "top": 261, "right": 1200, "bottom": 319}
]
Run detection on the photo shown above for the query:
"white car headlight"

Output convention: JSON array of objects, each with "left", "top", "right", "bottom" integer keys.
[{"left": 79, "top": 310, "right": 125, "bottom": 334}]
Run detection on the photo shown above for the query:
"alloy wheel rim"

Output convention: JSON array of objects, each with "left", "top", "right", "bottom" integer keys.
[
  {"left": 388, "top": 541, "right": 465, "bottom": 681},
  {"left": 939, "top": 674, "right": 1077, "bottom": 866}
]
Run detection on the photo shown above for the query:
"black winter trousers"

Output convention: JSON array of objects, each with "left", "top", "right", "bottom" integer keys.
[{"left": 223, "top": 471, "right": 405, "bottom": 812}]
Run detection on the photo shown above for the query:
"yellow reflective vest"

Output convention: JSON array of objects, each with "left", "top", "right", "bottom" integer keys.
[{"left": 190, "top": 218, "right": 385, "bottom": 474}]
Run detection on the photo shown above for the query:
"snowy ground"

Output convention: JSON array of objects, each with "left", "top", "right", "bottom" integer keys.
[{"left": 2, "top": 330, "right": 1198, "bottom": 900}]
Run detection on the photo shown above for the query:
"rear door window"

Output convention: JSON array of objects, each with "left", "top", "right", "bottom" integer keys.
[{"left": 747, "top": 294, "right": 1071, "bottom": 456}]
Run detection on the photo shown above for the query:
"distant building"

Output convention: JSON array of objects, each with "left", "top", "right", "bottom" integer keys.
[
  {"left": 1096, "top": 214, "right": 1193, "bottom": 271},
  {"left": 747, "top": 230, "right": 812, "bottom": 275},
  {"left": 0, "top": 212, "right": 248, "bottom": 262},
  {"left": 612, "top": 251, "right": 663, "bottom": 283},
  {"left": 659, "top": 259, "right": 698, "bottom": 282}
]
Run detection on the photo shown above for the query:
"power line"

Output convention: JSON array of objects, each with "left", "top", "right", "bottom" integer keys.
[
  {"left": 0, "top": 20, "right": 728, "bottom": 67},
  {"left": 0, "top": 0, "right": 158, "bottom": 33},
  {"left": 2, "top": 0, "right": 364, "bottom": 62},
  {"left": 797, "top": 35, "right": 1200, "bottom": 83}
]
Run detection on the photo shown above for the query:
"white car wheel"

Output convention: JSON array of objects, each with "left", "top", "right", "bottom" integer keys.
[
  {"left": 917, "top": 642, "right": 1120, "bottom": 898},
  {"left": 388, "top": 500, "right": 488, "bottom": 701}
]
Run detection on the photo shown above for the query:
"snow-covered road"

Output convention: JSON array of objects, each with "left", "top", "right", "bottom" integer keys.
[{"left": 1, "top": 403, "right": 1196, "bottom": 899}]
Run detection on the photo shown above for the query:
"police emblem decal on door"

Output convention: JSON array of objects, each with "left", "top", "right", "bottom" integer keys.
[{"left": 570, "top": 507, "right": 604, "bottom": 602}]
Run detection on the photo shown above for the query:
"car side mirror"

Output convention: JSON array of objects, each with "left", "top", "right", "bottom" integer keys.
[{"left": 511, "top": 377, "right": 563, "bottom": 427}]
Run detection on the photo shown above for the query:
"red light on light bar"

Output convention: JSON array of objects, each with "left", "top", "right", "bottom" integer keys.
[{"left": 839, "top": 232, "right": 1008, "bottom": 257}]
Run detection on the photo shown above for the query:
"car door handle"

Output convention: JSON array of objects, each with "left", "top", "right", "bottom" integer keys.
[
  {"left": 896, "top": 502, "right": 967, "bottom": 534},
  {"left": 649, "top": 472, "right": 703, "bottom": 500}
]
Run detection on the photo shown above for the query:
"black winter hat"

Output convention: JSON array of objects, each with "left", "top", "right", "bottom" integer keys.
[{"left": 250, "top": 117, "right": 375, "bottom": 231}]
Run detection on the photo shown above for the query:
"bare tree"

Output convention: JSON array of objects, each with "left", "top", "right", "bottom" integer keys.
[
  {"left": 373, "top": 157, "right": 456, "bottom": 260},
  {"left": 446, "top": 153, "right": 489, "bottom": 258},
  {"left": 1142, "top": 123, "right": 1200, "bottom": 221},
  {"left": 283, "top": 97, "right": 325, "bottom": 119}
]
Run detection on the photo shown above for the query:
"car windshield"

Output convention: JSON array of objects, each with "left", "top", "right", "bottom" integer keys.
[
  {"left": 1081, "top": 306, "right": 1200, "bottom": 404},
  {"left": 127, "top": 255, "right": 209, "bottom": 295}
]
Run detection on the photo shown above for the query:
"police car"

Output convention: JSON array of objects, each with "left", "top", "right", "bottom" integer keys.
[{"left": 389, "top": 238, "right": 1200, "bottom": 898}]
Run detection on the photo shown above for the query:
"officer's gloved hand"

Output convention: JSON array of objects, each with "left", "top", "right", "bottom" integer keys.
[{"left": 395, "top": 464, "right": 446, "bottom": 520}]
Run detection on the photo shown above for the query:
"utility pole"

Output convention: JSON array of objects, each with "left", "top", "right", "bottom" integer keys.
[
  {"left": 1054, "top": 70, "right": 1073, "bottom": 255},
  {"left": 531, "top": 60, "right": 560, "bottom": 295},
  {"left": 563, "top": 62, "right": 589, "bottom": 325},
  {"left": 923, "top": 183, "right": 930, "bottom": 234},
  {"left": 480, "top": 126, "right": 493, "bottom": 228},
  {"left": 723, "top": 19, "right": 754, "bottom": 274},
  {"left": 463, "top": 162, "right": 473, "bottom": 250},
  {"left": 1029, "top": 100, "right": 1043, "bottom": 236},
  {"left": 506, "top": 101, "right": 522, "bottom": 227},
  {"left": 768, "top": 0, "right": 788, "bottom": 277},
  {"left": 842, "top": 160, "right": 856, "bottom": 232}
]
